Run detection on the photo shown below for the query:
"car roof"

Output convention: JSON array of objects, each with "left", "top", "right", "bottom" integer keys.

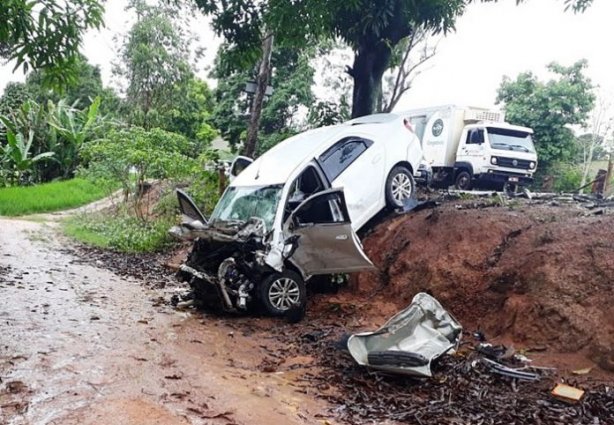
[{"left": 232, "top": 113, "right": 403, "bottom": 187}]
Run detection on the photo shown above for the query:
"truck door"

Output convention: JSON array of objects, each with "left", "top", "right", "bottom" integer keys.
[
  {"left": 283, "top": 189, "right": 375, "bottom": 276},
  {"left": 457, "top": 128, "right": 485, "bottom": 163}
]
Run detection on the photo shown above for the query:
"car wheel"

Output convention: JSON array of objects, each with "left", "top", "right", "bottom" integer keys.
[
  {"left": 259, "top": 271, "right": 306, "bottom": 316},
  {"left": 385, "top": 166, "right": 415, "bottom": 208},
  {"left": 455, "top": 170, "right": 472, "bottom": 190}
]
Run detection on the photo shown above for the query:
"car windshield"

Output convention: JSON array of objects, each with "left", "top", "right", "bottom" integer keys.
[
  {"left": 487, "top": 127, "right": 535, "bottom": 153},
  {"left": 210, "top": 185, "right": 283, "bottom": 230}
]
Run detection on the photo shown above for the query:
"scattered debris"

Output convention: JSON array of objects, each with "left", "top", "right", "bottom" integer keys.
[
  {"left": 551, "top": 383, "right": 585, "bottom": 404},
  {"left": 479, "top": 358, "right": 540, "bottom": 381},
  {"left": 572, "top": 367, "right": 593, "bottom": 375},
  {"left": 347, "top": 292, "right": 462, "bottom": 377}
]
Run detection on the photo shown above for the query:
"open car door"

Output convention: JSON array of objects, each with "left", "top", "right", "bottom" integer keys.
[
  {"left": 177, "top": 189, "right": 207, "bottom": 224},
  {"left": 284, "top": 188, "right": 375, "bottom": 276},
  {"left": 229, "top": 156, "right": 253, "bottom": 181}
]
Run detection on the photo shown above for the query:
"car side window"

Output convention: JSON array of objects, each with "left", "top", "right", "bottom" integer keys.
[
  {"left": 318, "top": 137, "right": 373, "bottom": 182},
  {"left": 294, "top": 192, "right": 348, "bottom": 225}
]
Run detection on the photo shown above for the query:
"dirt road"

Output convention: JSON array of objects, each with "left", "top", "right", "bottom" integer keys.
[{"left": 0, "top": 218, "right": 333, "bottom": 425}]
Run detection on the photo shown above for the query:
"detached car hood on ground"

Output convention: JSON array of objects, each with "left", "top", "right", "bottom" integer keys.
[{"left": 347, "top": 292, "right": 462, "bottom": 377}]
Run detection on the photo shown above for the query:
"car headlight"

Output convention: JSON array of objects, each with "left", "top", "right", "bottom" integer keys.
[
  {"left": 529, "top": 161, "right": 536, "bottom": 170},
  {"left": 490, "top": 157, "right": 498, "bottom": 165}
]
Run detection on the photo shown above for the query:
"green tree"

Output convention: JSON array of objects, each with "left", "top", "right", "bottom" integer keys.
[
  {"left": 209, "top": 45, "right": 315, "bottom": 154},
  {"left": 114, "top": 2, "right": 193, "bottom": 129},
  {"left": 0, "top": 0, "right": 104, "bottom": 86},
  {"left": 195, "top": 0, "right": 593, "bottom": 118},
  {"left": 23, "top": 56, "right": 121, "bottom": 112},
  {"left": 162, "top": 77, "right": 218, "bottom": 149},
  {"left": 81, "top": 127, "right": 197, "bottom": 219},
  {"left": 496, "top": 60, "right": 595, "bottom": 172},
  {"left": 0, "top": 82, "right": 31, "bottom": 117}
]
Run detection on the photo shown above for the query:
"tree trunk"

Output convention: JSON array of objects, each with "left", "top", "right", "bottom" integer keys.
[
  {"left": 350, "top": 42, "right": 392, "bottom": 118},
  {"left": 242, "top": 33, "right": 274, "bottom": 158}
]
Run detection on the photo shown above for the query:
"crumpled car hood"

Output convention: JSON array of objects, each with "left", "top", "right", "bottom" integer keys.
[
  {"left": 347, "top": 292, "right": 462, "bottom": 377},
  {"left": 170, "top": 217, "right": 266, "bottom": 243}
]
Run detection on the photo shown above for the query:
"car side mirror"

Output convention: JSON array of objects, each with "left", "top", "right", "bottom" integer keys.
[{"left": 229, "top": 156, "right": 253, "bottom": 178}]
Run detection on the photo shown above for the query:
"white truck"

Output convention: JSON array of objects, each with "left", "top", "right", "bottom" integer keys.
[{"left": 404, "top": 105, "right": 538, "bottom": 191}]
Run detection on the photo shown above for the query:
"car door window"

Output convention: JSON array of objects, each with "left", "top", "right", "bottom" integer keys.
[
  {"left": 284, "top": 166, "right": 326, "bottom": 221},
  {"left": 293, "top": 192, "right": 348, "bottom": 225},
  {"left": 318, "top": 138, "right": 373, "bottom": 182}
]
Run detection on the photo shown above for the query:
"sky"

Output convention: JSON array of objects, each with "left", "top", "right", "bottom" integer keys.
[{"left": 1, "top": 0, "right": 613, "bottom": 113}]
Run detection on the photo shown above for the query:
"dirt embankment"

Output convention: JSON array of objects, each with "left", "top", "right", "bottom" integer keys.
[{"left": 352, "top": 203, "right": 614, "bottom": 372}]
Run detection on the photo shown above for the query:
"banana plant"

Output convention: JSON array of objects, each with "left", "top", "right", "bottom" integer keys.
[
  {"left": 48, "top": 96, "right": 103, "bottom": 178},
  {"left": 0, "top": 126, "right": 54, "bottom": 185}
]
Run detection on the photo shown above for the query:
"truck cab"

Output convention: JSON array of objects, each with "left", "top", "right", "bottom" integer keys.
[
  {"left": 455, "top": 123, "right": 536, "bottom": 190},
  {"left": 404, "top": 105, "right": 538, "bottom": 191}
]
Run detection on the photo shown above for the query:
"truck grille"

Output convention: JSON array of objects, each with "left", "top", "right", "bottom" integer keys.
[{"left": 496, "top": 157, "right": 532, "bottom": 170}]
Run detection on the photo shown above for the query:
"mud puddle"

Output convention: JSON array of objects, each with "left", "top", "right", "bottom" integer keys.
[{"left": 0, "top": 218, "right": 333, "bottom": 425}]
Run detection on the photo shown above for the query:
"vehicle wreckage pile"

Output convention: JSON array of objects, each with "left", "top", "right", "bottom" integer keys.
[{"left": 272, "top": 319, "right": 614, "bottom": 424}]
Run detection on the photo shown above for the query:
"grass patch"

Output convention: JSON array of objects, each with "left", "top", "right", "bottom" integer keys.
[
  {"left": 63, "top": 212, "right": 176, "bottom": 253},
  {"left": 0, "top": 178, "right": 111, "bottom": 216}
]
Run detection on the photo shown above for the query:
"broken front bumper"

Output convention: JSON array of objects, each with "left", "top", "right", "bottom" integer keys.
[{"left": 178, "top": 264, "right": 235, "bottom": 311}]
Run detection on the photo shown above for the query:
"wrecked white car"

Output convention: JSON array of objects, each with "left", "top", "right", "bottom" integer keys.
[{"left": 171, "top": 113, "right": 424, "bottom": 315}]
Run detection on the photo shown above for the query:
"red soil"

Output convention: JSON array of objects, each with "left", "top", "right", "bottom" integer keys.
[{"left": 348, "top": 203, "right": 614, "bottom": 372}]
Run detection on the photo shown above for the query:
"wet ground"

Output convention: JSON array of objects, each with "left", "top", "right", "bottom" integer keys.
[
  {"left": 2, "top": 197, "right": 614, "bottom": 425},
  {"left": 0, "top": 218, "right": 333, "bottom": 425}
]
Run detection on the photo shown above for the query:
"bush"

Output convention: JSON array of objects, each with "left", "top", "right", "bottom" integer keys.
[
  {"left": 80, "top": 127, "right": 199, "bottom": 220},
  {"left": 550, "top": 162, "right": 583, "bottom": 192}
]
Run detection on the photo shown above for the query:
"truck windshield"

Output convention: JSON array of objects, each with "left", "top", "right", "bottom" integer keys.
[
  {"left": 210, "top": 185, "right": 283, "bottom": 230},
  {"left": 487, "top": 127, "right": 535, "bottom": 153}
]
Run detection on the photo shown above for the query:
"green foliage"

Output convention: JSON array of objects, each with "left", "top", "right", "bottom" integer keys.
[
  {"left": 0, "top": 96, "right": 109, "bottom": 183},
  {"left": 162, "top": 77, "right": 218, "bottom": 148},
  {"left": 64, "top": 212, "right": 175, "bottom": 253},
  {"left": 196, "top": 0, "right": 593, "bottom": 117},
  {"left": 0, "top": 82, "right": 31, "bottom": 117},
  {"left": 549, "top": 162, "right": 583, "bottom": 192},
  {"left": 80, "top": 127, "right": 198, "bottom": 219},
  {"left": 47, "top": 96, "right": 105, "bottom": 179},
  {"left": 0, "top": 0, "right": 104, "bottom": 87},
  {"left": 0, "top": 178, "right": 109, "bottom": 216},
  {"left": 308, "top": 100, "right": 351, "bottom": 128},
  {"left": 0, "top": 101, "right": 55, "bottom": 185},
  {"left": 21, "top": 56, "right": 122, "bottom": 113},
  {"left": 496, "top": 60, "right": 595, "bottom": 173},
  {"left": 210, "top": 45, "right": 315, "bottom": 153},
  {"left": 115, "top": 2, "right": 193, "bottom": 129}
]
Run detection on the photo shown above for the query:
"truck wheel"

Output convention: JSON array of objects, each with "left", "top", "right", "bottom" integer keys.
[
  {"left": 385, "top": 166, "right": 415, "bottom": 208},
  {"left": 259, "top": 271, "right": 306, "bottom": 316},
  {"left": 455, "top": 170, "right": 473, "bottom": 190}
]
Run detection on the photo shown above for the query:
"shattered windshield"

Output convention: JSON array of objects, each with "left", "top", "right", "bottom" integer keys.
[
  {"left": 210, "top": 185, "right": 283, "bottom": 230},
  {"left": 487, "top": 127, "right": 535, "bottom": 153}
]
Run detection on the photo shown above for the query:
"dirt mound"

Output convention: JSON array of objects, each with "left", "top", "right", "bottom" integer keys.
[{"left": 353, "top": 204, "right": 614, "bottom": 371}]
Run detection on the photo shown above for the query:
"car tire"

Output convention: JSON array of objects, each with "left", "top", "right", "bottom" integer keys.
[
  {"left": 385, "top": 166, "right": 415, "bottom": 209},
  {"left": 455, "top": 170, "right": 473, "bottom": 190},
  {"left": 258, "top": 271, "right": 306, "bottom": 316}
]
